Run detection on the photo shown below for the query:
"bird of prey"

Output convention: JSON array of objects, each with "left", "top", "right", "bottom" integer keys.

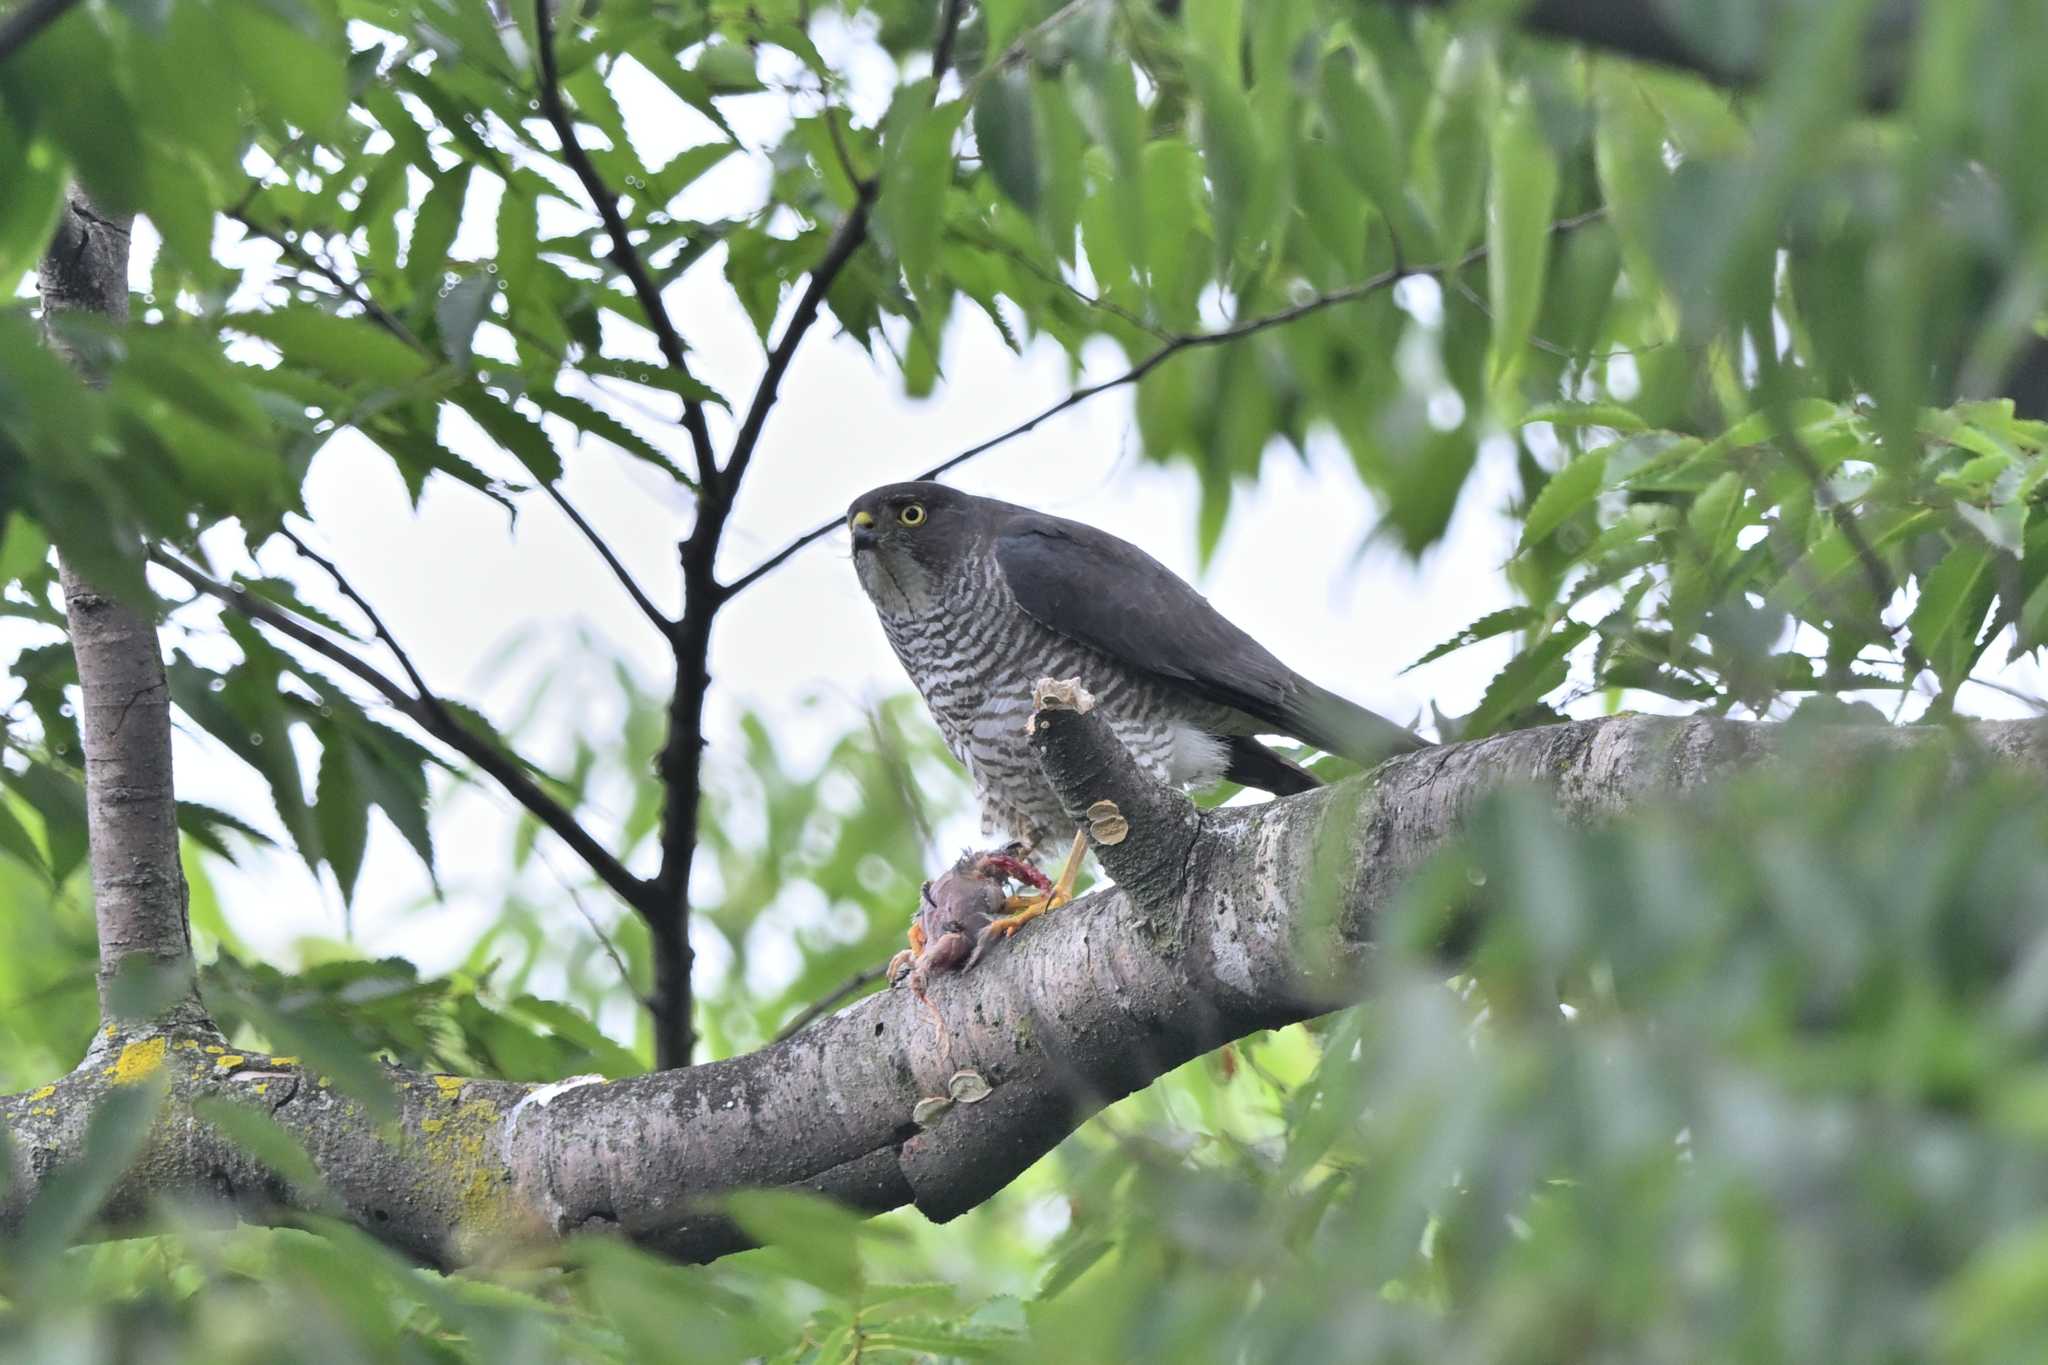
[{"left": 847, "top": 480, "right": 1427, "bottom": 939}]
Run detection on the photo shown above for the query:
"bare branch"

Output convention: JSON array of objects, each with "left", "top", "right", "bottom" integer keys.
[
  {"left": 533, "top": 0, "right": 718, "bottom": 482},
  {"left": 725, "top": 209, "right": 1608, "bottom": 596},
  {"left": 538, "top": 481, "right": 674, "bottom": 632},
  {"left": 231, "top": 212, "right": 419, "bottom": 345},
  {"left": 719, "top": 187, "right": 876, "bottom": 498},
  {"left": 279, "top": 525, "right": 437, "bottom": 702},
  {"left": 773, "top": 959, "right": 891, "bottom": 1042},
  {"left": 152, "top": 550, "right": 657, "bottom": 920}
]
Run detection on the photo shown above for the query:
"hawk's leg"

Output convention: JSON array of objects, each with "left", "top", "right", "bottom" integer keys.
[{"left": 987, "top": 830, "right": 1087, "bottom": 938}]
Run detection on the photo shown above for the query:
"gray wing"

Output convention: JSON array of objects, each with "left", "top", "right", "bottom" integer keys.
[{"left": 990, "top": 514, "right": 1426, "bottom": 764}]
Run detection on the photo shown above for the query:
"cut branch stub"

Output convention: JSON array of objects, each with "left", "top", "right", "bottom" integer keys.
[{"left": 1027, "top": 677, "right": 1200, "bottom": 913}]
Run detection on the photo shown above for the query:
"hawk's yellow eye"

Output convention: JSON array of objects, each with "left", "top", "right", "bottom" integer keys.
[{"left": 899, "top": 503, "right": 926, "bottom": 526}]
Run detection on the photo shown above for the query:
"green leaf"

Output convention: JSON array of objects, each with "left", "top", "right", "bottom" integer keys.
[
  {"left": 229, "top": 308, "right": 434, "bottom": 387},
  {"left": 1191, "top": 57, "right": 1261, "bottom": 267},
  {"left": 1487, "top": 94, "right": 1561, "bottom": 391},
  {"left": 974, "top": 68, "right": 1041, "bottom": 216},
  {"left": 407, "top": 164, "right": 474, "bottom": 299},
  {"left": 1319, "top": 47, "right": 1404, "bottom": 218},
  {"left": 878, "top": 84, "right": 964, "bottom": 296},
  {"left": 1464, "top": 621, "right": 1591, "bottom": 738},
  {"left": 0, "top": 788, "right": 47, "bottom": 877},
  {"left": 0, "top": 511, "right": 50, "bottom": 583},
  {"left": 192, "top": 1096, "right": 335, "bottom": 1208},
  {"left": 222, "top": 2, "right": 348, "bottom": 133},
  {"left": 527, "top": 389, "right": 693, "bottom": 486},
  {"left": 455, "top": 386, "right": 562, "bottom": 483},
  {"left": 1522, "top": 404, "right": 1649, "bottom": 434},
  {"left": 315, "top": 727, "right": 369, "bottom": 906},
  {"left": 1686, "top": 469, "right": 1746, "bottom": 560},
  {"left": 1520, "top": 450, "right": 1608, "bottom": 551},
  {"left": 0, "top": 113, "right": 66, "bottom": 293},
  {"left": 724, "top": 1189, "right": 865, "bottom": 1293},
  {"left": 1908, "top": 541, "right": 1994, "bottom": 686},
  {"left": 1405, "top": 606, "right": 1540, "bottom": 673}
]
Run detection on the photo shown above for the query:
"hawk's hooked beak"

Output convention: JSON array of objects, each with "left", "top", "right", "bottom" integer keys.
[{"left": 850, "top": 509, "right": 877, "bottom": 551}]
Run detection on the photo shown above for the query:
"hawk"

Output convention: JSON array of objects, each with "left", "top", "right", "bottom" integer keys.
[{"left": 848, "top": 480, "right": 1426, "bottom": 936}]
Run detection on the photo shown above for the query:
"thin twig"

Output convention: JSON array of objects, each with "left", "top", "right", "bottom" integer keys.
[
  {"left": 930, "top": 0, "right": 966, "bottom": 88},
  {"left": 0, "top": 0, "right": 77, "bottom": 66},
  {"left": 279, "top": 525, "right": 436, "bottom": 702},
  {"left": 539, "top": 481, "right": 674, "bottom": 631},
  {"left": 534, "top": 0, "right": 717, "bottom": 483},
  {"left": 153, "top": 549, "right": 656, "bottom": 918},
  {"left": 955, "top": 226, "right": 1172, "bottom": 340},
  {"left": 529, "top": 834, "right": 645, "bottom": 1005},
  {"left": 725, "top": 208, "right": 1610, "bottom": 596},
  {"left": 718, "top": 185, "right": 876, "bottom": 498},
  {"left": 773, "top": 960, "right": 892, "bottom": 1042},
  {"left": 232, "top": 212, "right": 419, "bottom": 346}
]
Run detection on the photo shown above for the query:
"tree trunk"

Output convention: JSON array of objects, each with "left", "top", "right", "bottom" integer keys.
[{"left": 38, "top": 192, "right": 204, "bottom": 1032}]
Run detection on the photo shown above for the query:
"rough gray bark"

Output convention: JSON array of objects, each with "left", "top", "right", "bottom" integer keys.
[
  {"left": 39, "top": 193, "right": 204, "bottom": 1031},
  {"left": 3, "top": 700, "right": 2040, "bottom": 1267}
]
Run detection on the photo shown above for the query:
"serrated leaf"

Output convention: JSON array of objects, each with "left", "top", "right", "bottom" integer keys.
[
  {"left": 1405, "top": 606, "right": 1540, "bottom": 673},
  {"left": 528, "top": 389, "right": 693, "bottom": 486},
  {"left": 1464, "top": 621, "right": 1591, "bottom": 738},
  {"left": 455, "top": 386, "right": 562, "bottom": 483},
  {"left": 1520, "top": 451, "right": 1608, "bottom": 551},
  {"left": 1908, "top": 541, "right": 1994, "bottom": 685},
  {"left": 229, "top": 308, "right": 433, "bottom": 387}
]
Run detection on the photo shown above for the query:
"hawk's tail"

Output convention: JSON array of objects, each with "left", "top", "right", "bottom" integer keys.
[{"left": 1287, "top": 681, "right": 1431, "bottom": 767}]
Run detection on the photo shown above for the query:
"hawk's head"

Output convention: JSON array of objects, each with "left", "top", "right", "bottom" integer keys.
[{"left": 846, "top": 481, "right": 986, "bottom": 612}]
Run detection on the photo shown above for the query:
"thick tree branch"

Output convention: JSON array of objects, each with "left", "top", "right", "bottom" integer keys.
[
  {"left": 6, "top": 710, "right": 2039, "bottom": 1265},
  {"left": 40, "top": 193, "right": 205, "bottom": 1030},
  {"left": 725, "top": 210, "right": 1607, "bottom": 597},
  {"left": 533, "top": 0, "right": 717, "bottom": 482},
  {"left": 153, "top": 551, "right": 656, "bottom": 920}
]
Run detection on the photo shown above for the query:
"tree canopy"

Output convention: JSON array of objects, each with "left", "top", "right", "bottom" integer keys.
[{"left": 5, "top": 0, "right": 2048, "bottom": 1359}]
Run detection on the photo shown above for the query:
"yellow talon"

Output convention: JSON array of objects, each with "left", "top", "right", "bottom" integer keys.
[{"left": 988, "top": 829, "right": 1087, "bottom": 938}]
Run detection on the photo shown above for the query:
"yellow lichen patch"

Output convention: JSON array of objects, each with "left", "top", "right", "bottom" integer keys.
[
  {"left": 203, "top": 1045, "right": 225, "bottom": 1055},
  {"left": 270, "top": 1056, "right": 298, "bottom": 1066},
  {"left": 413, "top": 1093, "right": 529, "bottom": 1258},
  {"left": 174, "top": 1039, "right": 200, "bottom": 1052},
  {"left": 29, "top": 1105, "right": 55, "bottom": 1118},
  {"left": 27, "top": 1085, "right": 54, "bottom": 1102},
  {"left": 103, "top": 1025, "right": 116, "bottom": 1039},
  {"left": 213, "top": 1054, "right": 247, "bottom": 1070},
  {"left": 433, "top": 1075, "right": 465, "bottom": 1100},
  {"left": 107, "top": 1036, "right": 167, "bottom": 1085},
  {"left": 252, "top": 1082, "right": 267, "bottom": 1095}
]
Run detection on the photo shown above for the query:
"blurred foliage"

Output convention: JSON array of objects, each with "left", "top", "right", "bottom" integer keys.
[
  {"left": 5, "top": 744, "right": 2048, "bottom": 1360},
  {"left": 4, "top": 0, "right": 2048, "bottom": 1358}
]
